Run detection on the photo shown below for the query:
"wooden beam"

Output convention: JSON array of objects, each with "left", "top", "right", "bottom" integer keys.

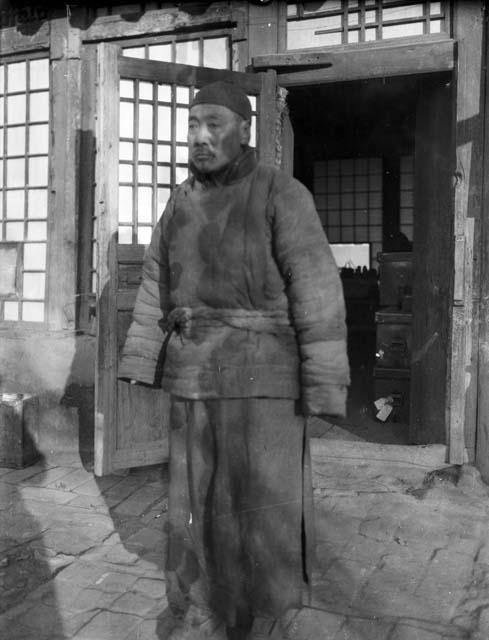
[
  {"left": 82, "top": 5, "right": 244, "bottom": 42},
  {"left": 119, "top": 55, "right": 263, "bottom": 92},
  {"left": 0, "top": 21, "right": 49, "bottom": 54},
  {"left": 254, "top": 37, "right": 454, "bottom": 86}
]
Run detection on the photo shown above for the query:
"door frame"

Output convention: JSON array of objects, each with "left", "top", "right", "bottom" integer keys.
[{"left": 262, "top": 35, "right": 463, "bottom": 460}]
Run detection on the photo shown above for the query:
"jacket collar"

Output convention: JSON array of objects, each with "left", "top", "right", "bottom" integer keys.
[{"left": 189, "top": 146, "right": 257, "bottom": 187}]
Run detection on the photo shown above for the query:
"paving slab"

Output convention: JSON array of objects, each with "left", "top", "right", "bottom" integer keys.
[
  {"left": 334, "top": 615, "right": 394, "bottom": 640},
  {"left": 1, "top": 464, "right": 47, "bottom": 483},
  {"left": 110, "top": 590, "right": 156, "bottom": 615},
  {"left": 19, "top": 466, "right": 75, "bottom": 487},
  {"left": 113, "top": 485, "right": 164, "bottom": 517}
]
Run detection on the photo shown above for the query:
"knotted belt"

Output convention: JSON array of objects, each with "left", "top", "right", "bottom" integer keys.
[{"left": 163, "top": 306, "right": 295, "bottom": 339}]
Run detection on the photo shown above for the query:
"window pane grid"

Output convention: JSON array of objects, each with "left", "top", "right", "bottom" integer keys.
[
  {"left": 287, "top": 1, "right": 447, "bottom": 49},
  {"left": 123, "top": 35, "right": 231, "bottom": 70},
  {"left": 314, "top": 157, "right": 383, "bottom": 265},
  {"left": 400, "top": 154, "right": 414, "bottom": 241},
  {"left": 0, "top": 57, "right": 49, "bottom": 322}
]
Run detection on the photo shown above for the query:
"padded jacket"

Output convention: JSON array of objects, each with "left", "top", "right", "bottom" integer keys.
[{"left": 118, "top": 147, "right": 350, "bottom": 416}]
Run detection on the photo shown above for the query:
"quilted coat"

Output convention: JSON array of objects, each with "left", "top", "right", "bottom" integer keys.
[{"left": 118, "top": 147, "right": 350, "bottom": 417}]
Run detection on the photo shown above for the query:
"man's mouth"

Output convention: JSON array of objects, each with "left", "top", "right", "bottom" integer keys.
[{"left": 193, "top": 149, "right": 213, "bottom": 161}]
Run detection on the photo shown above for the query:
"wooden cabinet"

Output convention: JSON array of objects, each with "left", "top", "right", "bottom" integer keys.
[{"left": 374, "top": 252, "right": 412, "bottom": 423}]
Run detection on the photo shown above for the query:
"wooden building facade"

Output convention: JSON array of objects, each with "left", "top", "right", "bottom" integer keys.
[{"left": 1, "top": 1, "right": 489, "bottom": 479}]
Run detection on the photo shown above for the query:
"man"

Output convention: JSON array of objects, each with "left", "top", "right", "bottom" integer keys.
[{"left": 119, "top": 81, "right": 349, "bottom": 639}]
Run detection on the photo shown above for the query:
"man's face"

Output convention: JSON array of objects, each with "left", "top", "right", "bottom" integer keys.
[{"left": 188, "top": 104, "right": 250, "bottom": 174}]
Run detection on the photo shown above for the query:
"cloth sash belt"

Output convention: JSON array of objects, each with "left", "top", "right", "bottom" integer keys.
[{"left": 164, "top": 306, "right": 295, "bottom": 338}]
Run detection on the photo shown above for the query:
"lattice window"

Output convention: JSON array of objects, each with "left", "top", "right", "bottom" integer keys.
[
  {"left": 314, "top": 157, "right": 383, "bottom": 264},
  {"left": 123, "top": 35, "right": 231, "bottom": 70},
  {"left": 117, "top": 76, "right": 258, "bottom": 246},
  {"left": 0, "top": 56, "right": 50, "bottom": 323},
  {"left": 400, "top": 154, "right": 414, "bottom": 241},
  {"left": 287, "top": 1, "right": 448, "bottom": 49}
]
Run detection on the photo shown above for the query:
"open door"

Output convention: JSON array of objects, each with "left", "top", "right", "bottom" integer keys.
[
  {"left": 94, "top": 44, "right": 278, "bottom": 476},
  {"left": 410, "top": 76, "right": 453, "bottom": 446}
]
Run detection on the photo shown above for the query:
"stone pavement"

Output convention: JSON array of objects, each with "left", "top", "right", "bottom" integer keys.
[{"left": 1, "top": 437, "right": 489, "bottom": 639}]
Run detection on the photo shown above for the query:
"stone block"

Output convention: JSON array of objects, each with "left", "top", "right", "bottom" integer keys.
[
  {"left": 417, "top": 549, "right": 474, "bottom": 594},
  {"left": 132, "top": 618, "right": 159, "bottom": 640},
  {"left": 66, "top": 494, "right": 109, "bottom": 512},
  {"left": 72, "top": 587, "right": 117, "bottom": 612},
  {"left": 358, "top": 515, "right": 400, "bottom": 543},
  {"left": 334, "top": 616, "right": 394, "bottom": 640},
  {"left": 60, "top": 610, "right": 98, "bottom": 637},
  {"left": 19, "top": 485, "right": 75, "bottom": 505},
  {"left": 314, "top": 509, "right": 362, "bottom": 545},
  {"left": 21, "top": 602, "right": 61, "bottom": 633},
  {"left": 102, "top": 476, "right": 148, "bottom": 507},
  {"left": 56, "top": 561, "right": 107, "bottom": 587},
  {"left": 72, "top": 610, "right": 140, "bottom": 639},
  {"left": 114, "top": 485, "right": 164, "bottom": 517},
  {"left": 102, "top": 543, "right": 140, "bottom": 566},
  {"left": 133, "top": 577, "right": 167, "bottom": 599},
  {"left": 126, "top": 526, "right": 165, "bottom": 550},
  {"left": 110, "top": 590, "right": 156, "bottom": 615},
  {"left": 49, "top": 468, "right": 93, "bottom": 491},
  {"left": 285, "top": 607, "right": 344, "bottom": 639},
  {"left": 0, "top": 393, "right": 40, "bottom": 468},
  {"left": 94, "top": 570, "right": 139, "bottom": 593},
  {"left": 75, "top": 474, "right": 124, "bottom": 497},
  {"left": 312, "top": 558, "right": 372, "bottom": 611},
  {"left": 390, "top": 623, "right": 445, "bottom": 640},
  {"left": 2, "top": 464, "right": 45, "bottom": 484}
]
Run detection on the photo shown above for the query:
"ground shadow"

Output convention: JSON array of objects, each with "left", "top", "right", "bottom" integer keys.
[{"left": 0, "top": 436, "right": 65, "bottom": 639}]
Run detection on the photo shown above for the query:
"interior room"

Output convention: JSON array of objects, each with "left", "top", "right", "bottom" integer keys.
[{"left": 287, "top": 76, "right": 422, "bottom": 444}]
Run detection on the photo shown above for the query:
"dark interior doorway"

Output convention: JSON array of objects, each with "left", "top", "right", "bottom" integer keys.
[{"left": 287, "top": 76, "right": 423, "bottom": 444}]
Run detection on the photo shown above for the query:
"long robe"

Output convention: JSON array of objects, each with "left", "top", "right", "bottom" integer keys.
[{"left": 119, "top": 147, "right": 349, "bottom": 625}]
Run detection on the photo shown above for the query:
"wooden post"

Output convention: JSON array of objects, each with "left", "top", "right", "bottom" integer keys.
[
  {"left": 476, "top": 1, "right": 489, "bottom": 481},
  {"left": 46, "top": 17, "right": 82, "bottom": 330},
  {"left": 94, "top": 44, "right": 120, "bottom": 477},
  {"left": 450, "top": 1, "right": 486, "bottom": 464}
]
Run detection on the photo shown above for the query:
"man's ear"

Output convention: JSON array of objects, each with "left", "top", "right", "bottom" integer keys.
[{"left": 240, "top": 119, "right": 251, "bottom": 146}]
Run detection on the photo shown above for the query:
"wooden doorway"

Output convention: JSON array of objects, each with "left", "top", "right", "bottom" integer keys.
[{"left": 284, "top": 73, "right": 453, "bottom": 446}]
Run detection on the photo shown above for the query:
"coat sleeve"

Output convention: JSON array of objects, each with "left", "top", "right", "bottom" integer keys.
[
  {"left": 271, "top": 175, "right": 350, "bottom": 417},
  {"left": 118, "top": 200, "right": 172, "bottom": 386}
]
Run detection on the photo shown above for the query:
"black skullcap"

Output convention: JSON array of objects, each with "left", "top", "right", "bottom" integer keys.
[{"left": 191, "top": 81, "right": 252, "bottom": 121}]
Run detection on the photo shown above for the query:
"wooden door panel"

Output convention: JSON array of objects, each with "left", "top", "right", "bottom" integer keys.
[
  {"left": 410, "top": 76, "right": 452, "bottom": 444},
  {"left": 116, "top": 383, "right": 169, "bottom": 449},
  {"left": 112, "top": 243, "right": 170, "bottom": 468},
  {"left": 94, "top": 43, "right": 278, "bottom": 475}
]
